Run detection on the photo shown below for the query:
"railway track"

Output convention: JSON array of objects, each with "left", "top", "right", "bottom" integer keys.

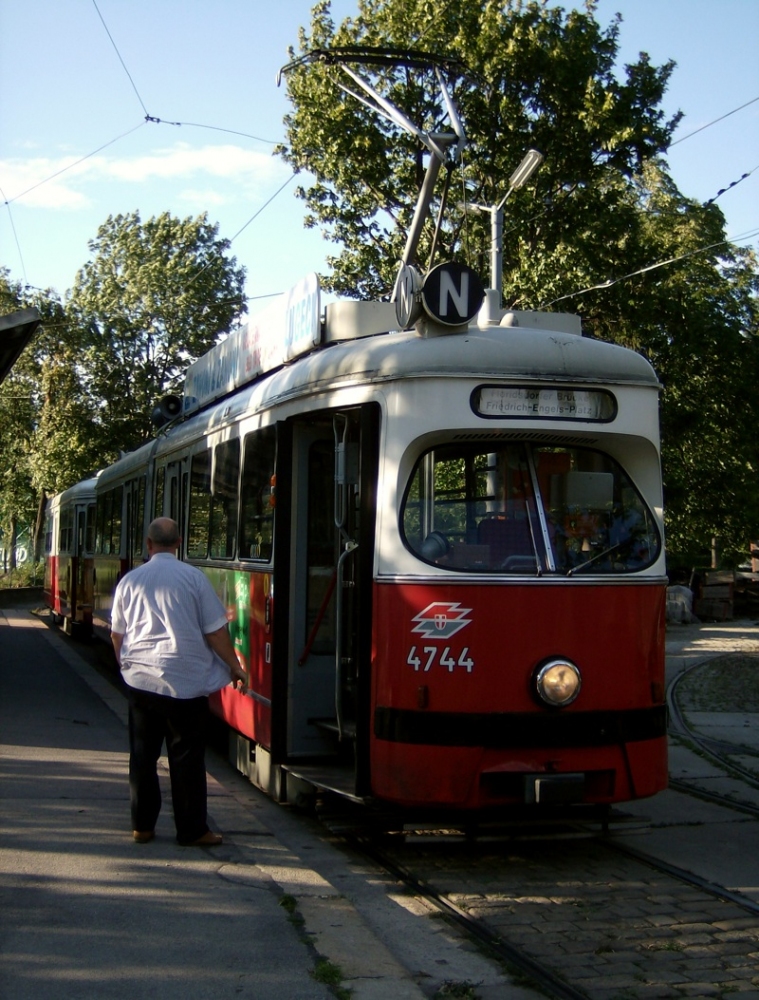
[
  {"left": 317, "top": 698, "right": 759, "bottom": 1000},
  {"left": 668, "top": 654, "right": 759, "bottom": 794},
  {"left": 314, "top": 658, "right": 759, "bottom": 999},
  {"left": 314, "top": 795, "right": 759, "bottom": 1000}
]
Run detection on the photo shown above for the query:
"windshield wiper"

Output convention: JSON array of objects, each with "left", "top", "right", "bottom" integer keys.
[{"left": 566, "top": 540, "right": 629, "bottom": 576}]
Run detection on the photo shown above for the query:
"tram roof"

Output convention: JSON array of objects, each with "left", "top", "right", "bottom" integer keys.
[
  {"left": 269, "top": 321, "right": 660, "bottom": 401},
  {"left": 53, "top": 477, "right": 99, "bottom": 505},
  {"left": 97, "top": 318, "right": 659, "bottom": 492}
]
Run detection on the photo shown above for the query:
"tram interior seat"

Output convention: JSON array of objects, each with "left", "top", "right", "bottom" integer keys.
[{"left": 477, "top": 511, "right": 534, "bottom": 570}]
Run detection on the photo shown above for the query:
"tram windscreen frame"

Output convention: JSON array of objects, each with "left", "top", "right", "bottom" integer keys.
[{"left": 401, "top": 442, "right": 661, "bottom": 575}]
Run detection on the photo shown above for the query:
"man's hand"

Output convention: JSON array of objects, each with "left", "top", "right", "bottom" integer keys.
[
  {"left": 205, "top": 625, "right": 249, "bottom": 692},
  {"left": 229, "top": 660, "right": 248, "bottom": 691}
]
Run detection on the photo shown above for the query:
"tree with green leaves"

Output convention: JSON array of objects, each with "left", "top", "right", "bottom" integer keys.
[
  {"left": 279, "top": 0, "right": 681, "bottom": 301},
  {"left": 0, "top": 270, "right": 94, "bottom": 567},
  {"left": 279, "top": 0, "right": 759, "bottom": 567},
  {"left": 624, "top": 167, "right": 759, "bottom": 566},
  {"left": 69, "top": 211, "right": 246, "bottom": 456}
]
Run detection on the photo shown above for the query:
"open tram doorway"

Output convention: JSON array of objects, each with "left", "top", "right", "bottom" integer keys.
[{"left": 278, "top": 404, "right": 379, "bottom": 800}]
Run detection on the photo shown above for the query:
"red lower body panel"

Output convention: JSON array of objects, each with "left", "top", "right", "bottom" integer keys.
[{"left": 369, "top": 579, "right": 667, "bottom": 809}]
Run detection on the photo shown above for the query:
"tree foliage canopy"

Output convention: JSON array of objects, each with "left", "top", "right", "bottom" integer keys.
[
  {"left": 0, "top": 211, "right": 246, "bottom": 563},
  {"left": 279, "top": 0, "right": 681, "bottom": 301},
  {"left": 69, "top": 211, "right": 246, "bottom": 455},
  {"left": 0, "top": 270, "right": 95, "bottom": 563},
  {"left": 279, "top": 0, "right": 759, "bottom": 566}
]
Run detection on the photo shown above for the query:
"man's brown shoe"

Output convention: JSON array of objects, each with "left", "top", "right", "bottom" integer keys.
[
  {"left": 133, "top": 830, "right": 155, "bottom": 843},
  {"left": 190, "top": 830, "right": 223, "bottom": 846}
]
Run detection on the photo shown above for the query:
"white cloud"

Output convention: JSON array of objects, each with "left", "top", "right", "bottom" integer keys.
[
  {"left": 177, "top": 188, "right": 228, "bottom": 206},
  {"left": 105, "top": 143, "right": 280, "bottom": 185},
  {"left": 0, "top": 142, "right": 288, "bottom": 211},
  {"left": 0, "top": 156, "right": 94, "bottom": 209}
]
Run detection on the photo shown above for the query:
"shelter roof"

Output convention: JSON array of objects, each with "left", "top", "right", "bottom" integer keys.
[{"left": 0, "top": 308, "right": 40, "bottom": 384}]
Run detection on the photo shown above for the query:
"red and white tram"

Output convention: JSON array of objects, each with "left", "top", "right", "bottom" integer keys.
[
  {"left": 77, "top": 277, "right": 666, "bottom": 815},
  {"left": 44, "top": 477, "right": 98, "bottom": 635},
  {"left": 49, "top": 54, "right": 668, "bottom": 816}
]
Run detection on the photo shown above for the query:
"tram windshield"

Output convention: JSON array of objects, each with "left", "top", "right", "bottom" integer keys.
[{"left": 401, "top": 443, "right": 660, "bottom": 574}]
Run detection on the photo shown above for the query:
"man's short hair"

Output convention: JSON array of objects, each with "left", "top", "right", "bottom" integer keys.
[{"left": 148, "top": 518, "right": 180, "bottom": 547}]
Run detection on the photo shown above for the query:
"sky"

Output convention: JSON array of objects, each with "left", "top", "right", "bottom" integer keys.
[{"left": 1, "top": 0, "right": 757, "bottom": 314}]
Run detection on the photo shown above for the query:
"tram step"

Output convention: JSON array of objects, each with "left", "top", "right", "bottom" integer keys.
[
  {"left": 282, "top": 762, "right": 360, "bottom": 802},
  {"left": 310, "top": 717, "right": 357, "bottom": 740}
]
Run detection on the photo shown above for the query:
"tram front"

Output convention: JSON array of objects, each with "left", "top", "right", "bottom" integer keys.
[{"left": 369, "top": 317, "right": 667, "bottom": 813}]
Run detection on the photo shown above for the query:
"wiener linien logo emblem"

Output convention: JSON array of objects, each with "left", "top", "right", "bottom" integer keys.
[{"left": 411, "top": 602, "right": 472, "bottom": 640}]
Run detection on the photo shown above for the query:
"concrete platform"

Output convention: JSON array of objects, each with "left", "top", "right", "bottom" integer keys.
[
  {"left": 0, "top": 608, "right": 438, "bottom": 1000},
  {"left": 0, "top": 606, "right": 538, "bottom": 1000}
]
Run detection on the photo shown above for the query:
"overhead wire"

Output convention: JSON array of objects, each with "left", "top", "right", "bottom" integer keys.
[
  {"left": 0, "top": 184, "right": 27, "bottom": 285},
  {"left": 539, "top": 229, "right": 759, "bottom": 309},
  {"left": 91, "top": 0, "right": 150, "bottom": 118},
  {"left": 705, "top": 164, "right": 758, "bottom": 206},
  {"left": 184, "top": 173, "right": 298, "bottom": 294},
  {"left": 3, "top": 121, "right": 147, "bottom": 206},
  {"left": 669, "top": 95, "right": 759, "bottom": 147},
  {"left": 2, "top": 5, "right": 757, "bottom": 302}
]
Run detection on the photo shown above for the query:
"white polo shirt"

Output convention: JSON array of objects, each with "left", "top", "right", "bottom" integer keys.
[{"left": 111, "top": 552, "right": 232, "bottom": 698}]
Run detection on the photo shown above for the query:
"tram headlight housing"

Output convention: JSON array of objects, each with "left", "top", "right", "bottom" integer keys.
[{"left": 534, "top": 658, "right": 582, "bottom": 707}]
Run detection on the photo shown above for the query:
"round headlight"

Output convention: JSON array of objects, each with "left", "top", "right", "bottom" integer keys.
[{"left": 535, "top": 659, "right": 582, "bottom": 707}]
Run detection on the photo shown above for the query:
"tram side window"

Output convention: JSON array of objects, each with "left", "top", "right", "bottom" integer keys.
[
  {"left": 186, "top": 442, "right": 240, "bottom": 560},
  {"left": 210, "top": 440, "right": 239, "bottom": 559},
  {"left": 111, "top": 487, "right": 123, "bottom": 555},
  {"left": 95, "top": 487, "right": 124, "bottom": 555},
  {"left": 154, "top": 466, "right": 165, "bottom": 519},
  {"left": 59, "top": 506, "right": 74, "bottom": 554},
  {"left": 401, "top": 443, "right": 660, "bottom": 575},
  {"left": 187, "top": 451, "right": 212, "bottom": 558},
  {"left": 130, "top": 477, "right": 146, "bottom": 559},
  {"left": 86, "top": 503, "right": 96, "bottom": 554},
  {"left": 44, "top": 513, "right": 54, "bottom": 555},
  {"left": 240, "top": 427, "right": 275, "bottom": 561}
]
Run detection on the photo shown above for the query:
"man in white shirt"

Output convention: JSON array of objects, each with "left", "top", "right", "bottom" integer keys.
[{"left": 111, "top": 518, "right": 247, "bottom": 846}]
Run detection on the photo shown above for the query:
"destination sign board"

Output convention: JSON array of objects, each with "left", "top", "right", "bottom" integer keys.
[
  {"left": 184, "top": 274, "right": 321, "bottom": 415},
  {"left": 474, "top": 386, "right": 615, "bottom": 421}
]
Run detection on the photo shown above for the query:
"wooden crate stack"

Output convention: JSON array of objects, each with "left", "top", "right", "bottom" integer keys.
[{"left": 694, "top": 570, "right": 734, "bottom": 620}]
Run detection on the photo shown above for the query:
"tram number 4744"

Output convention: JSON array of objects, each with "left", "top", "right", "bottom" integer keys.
[{"left": 407, "top": 646, "right": 474, "bottom": 673}]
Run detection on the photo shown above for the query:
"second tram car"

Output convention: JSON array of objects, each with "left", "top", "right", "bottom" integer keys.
[{"left": 44, "top": 477, "right": 98, "bottom": 635}]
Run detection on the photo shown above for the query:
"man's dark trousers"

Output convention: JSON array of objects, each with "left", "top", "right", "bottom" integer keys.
[{"left": 126, "top": 685, "right": 210, "bottom": 844}]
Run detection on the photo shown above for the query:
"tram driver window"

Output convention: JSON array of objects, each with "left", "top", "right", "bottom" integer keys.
[{"left": 401, "top": 443, "right": 660, "bottom": 574}]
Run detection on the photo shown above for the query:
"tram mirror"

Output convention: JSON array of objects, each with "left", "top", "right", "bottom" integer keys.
[{"left": 420, "top": 531, "right": 450, "bottom": 561}]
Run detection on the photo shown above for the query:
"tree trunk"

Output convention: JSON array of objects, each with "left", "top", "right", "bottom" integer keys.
[
  {"left": 9, "top": 515, "right": 17, "bottom": 571},
  {"left": 33, "top": 490, "right": 47, "bottom": 562}
]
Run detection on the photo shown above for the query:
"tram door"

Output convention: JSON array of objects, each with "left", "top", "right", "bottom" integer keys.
[
  {"left": 123, "top": 477, "right": 146, "bottom": 571},
  {"left": 74, "top": 501, "right": 95, "bottom": 621},
  {"left": 153, "top": 460, "right": 188, "bottom": 551},
  {"left": 285, "top": 407, "right": 377, "bottom": 771}
]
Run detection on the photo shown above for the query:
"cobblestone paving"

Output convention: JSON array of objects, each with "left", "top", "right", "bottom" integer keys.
[
  {"left": 676, "top": 654, "right": 759, "bottom": 714},
  {"left": 384, "top": 836, "right": 759, "bottom": 1000}
]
